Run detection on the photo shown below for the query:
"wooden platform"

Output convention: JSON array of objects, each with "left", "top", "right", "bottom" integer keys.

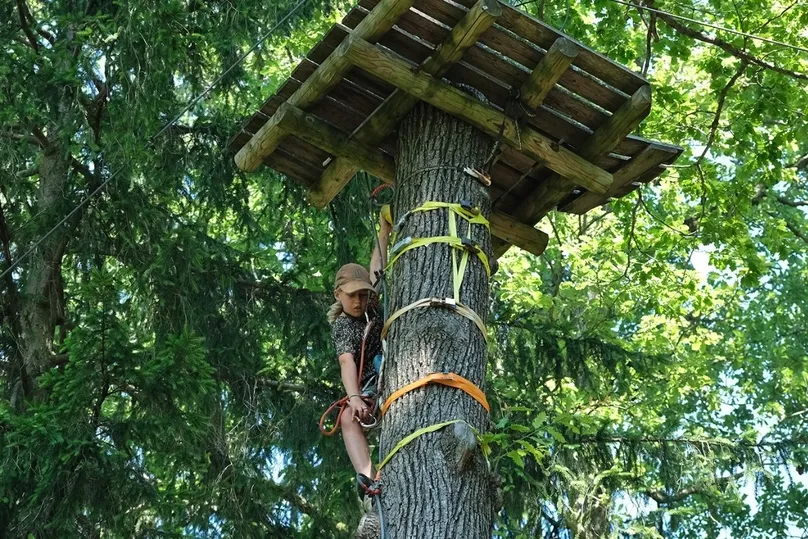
[{"left": 227, "top": 0, "right": 682, "bottom": 257}]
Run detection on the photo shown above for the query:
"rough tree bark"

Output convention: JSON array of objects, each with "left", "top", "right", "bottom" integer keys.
[
  {"left": 14, "top": 143, "right": 71, "bottom": 403},
  {"left": 379, "top": 95, "right": 499, "bottom": 538}
]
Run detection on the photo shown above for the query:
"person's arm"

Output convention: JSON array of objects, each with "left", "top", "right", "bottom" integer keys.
[
  {"left": 339, "top": 353, "right": 369, "bottom": 420},
  {"left": 370, "top": 211, "right": 392, "bottom": 286}
]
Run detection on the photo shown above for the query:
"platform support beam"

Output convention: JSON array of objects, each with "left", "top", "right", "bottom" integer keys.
[
  {"left": 343, "top": 38, "right": 614, "bottom": 195},
  {"left": 234, "top": 0, "right": 417, "bottom": 172},
  {"left": 309, "top": 0, "right": 503, "bottom": 207}
]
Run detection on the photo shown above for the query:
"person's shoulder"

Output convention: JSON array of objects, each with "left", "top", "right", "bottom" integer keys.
[{"left": 332, "top": 314, "right": 354, "bottom": 332}]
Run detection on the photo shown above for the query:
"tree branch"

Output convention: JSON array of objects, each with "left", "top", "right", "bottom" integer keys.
[
  {"left": 696, "top": 60, "right": 749, "bottom": 165},
  {"left": 0, "top": 129, "right": 43, "bottom": 148},
  {"left": 782, "top": 218, "right": 808, "bottom": 244},
  {"left": 15, "top": 165, "right": 40, "bottom": 178},
  {"left": 71, "top": 157, "right": 96, "bottom": 184},
  {"left": 646, "top": 472, "right": 744, "bottom": 505},
  {"left": 646, "top": 0, "right": 808, "bottom": 81},
  {"left": 16, "top": 0, "right": 39, "bottom": 52},
  {"left": 776, "top": 196, "right": 808, "bottom": 207}
]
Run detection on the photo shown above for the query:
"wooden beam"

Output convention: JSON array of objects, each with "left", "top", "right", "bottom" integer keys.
[
  {"left": 277, "top": 105, "right": 397, "bottom": 182},
  {"left": 519, "top": 37, "right": 578, "bottom": 109},
  {"left": 310, "top": 0, "right": 502, "bottom": 208},
  {"left": 493, "top": 85, "right": 653, "bottom": 257},
  {"left": 234, "top": 0, "right": 417, "bottom": 172},
  {"left": 489, "top": 212, "right": 548, "bottom": 256},
  {"left": 560, "top": 145, "right": 676, "bottom": 214},
  {"left": 276, "top": 105, "right": 543, "bottom": 254},
  {"left": 343, "top": 38, "right": 613, "bottom": 194}
]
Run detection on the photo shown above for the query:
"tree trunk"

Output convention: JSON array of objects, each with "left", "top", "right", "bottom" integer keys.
[
  {"left": 380, "top": 97, "right": 497, "bottom": 538},
  {"left": 16, "top": 145, "right": 70, "bottom": 401}
]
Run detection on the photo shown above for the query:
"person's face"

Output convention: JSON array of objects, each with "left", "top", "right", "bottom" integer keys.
[{"left": 335, "top": 288, "right": 370, "bottom": 318}]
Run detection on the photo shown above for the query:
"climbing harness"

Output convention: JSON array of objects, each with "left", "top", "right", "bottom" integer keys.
[{"left": 319, "top": 312, "right": 381, "bottom": 436}]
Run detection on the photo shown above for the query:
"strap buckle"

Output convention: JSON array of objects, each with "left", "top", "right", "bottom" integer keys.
[
  {"left": 460, "top": 237, "right": 480, "bottom": 253},
  {"left": 393, "top": 212, "right": 410, "bottom": 235},
  {"left": 429, "top": 297, "right": 457, "bottom": 310},
  {"left": 390, "top": 236, "right": 413, "bottom": 256},
  {"left": 459, "top": 200, "right": 479, "bottom": 215}
]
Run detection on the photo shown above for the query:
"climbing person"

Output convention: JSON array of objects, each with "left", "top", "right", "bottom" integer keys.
[{"left": 327, "top": 208, "right": 391, "bottom": 509}]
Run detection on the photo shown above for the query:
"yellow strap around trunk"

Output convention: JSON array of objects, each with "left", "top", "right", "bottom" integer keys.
[
  {"left": 380, "top": 296, "right": 487, "bottom": 341},
  {"left": 386, "top": 235, "right": 491, "bottom": 277}
]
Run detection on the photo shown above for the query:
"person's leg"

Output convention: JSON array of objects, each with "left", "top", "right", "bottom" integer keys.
[{"left": 340, "top": 407, "right": 373, "bottom": 478}]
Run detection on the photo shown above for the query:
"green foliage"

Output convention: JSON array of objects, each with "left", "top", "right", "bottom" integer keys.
[{"left": 1, "top": 0, "right": 807, "bottom": 537}]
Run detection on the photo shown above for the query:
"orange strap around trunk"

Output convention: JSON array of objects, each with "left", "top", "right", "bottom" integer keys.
[{"left": 380, "top": 372, "right": 489, "bottom": 416}]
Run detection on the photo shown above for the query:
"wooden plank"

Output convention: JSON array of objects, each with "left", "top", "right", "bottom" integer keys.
[
  {"left": 361, "top": 0, "right": 628, "bottom": 112},
  {"left": 345, "top": 5, "right": 609, "bottom": 131},
  {"left": 234, "top": 0, "right": 417, "bottom": 172},
  {"left": 263, "top": 147, "right": 323, "bottom": 188},
  {"left": 335, "top": 14, "right": 649, "bottom": 156},
  {"left": 560, "top": 145, "right": 676, "bottom": 214},
  {"left": 492, "top": 85, "right": 654, "bottom": 257},
  {"left": 369, "top": 5, "right": 610, "bottom": 130},
  {"left": 344, "top": 38, "right": 613, "bottom": 194},
  {"left": 292, "top": 56, "right": 396, "bottom": 100},
  {"left": 279, "top": 134, "right": 333, "bottom": 166},
  {"left": 489, "top": 211, "right": 548, "bottom": 256},
  {"left": 520, "top": 37, "right": 578, "bottom": 109},
  {"left": 449, "top": 0, "right": 648, "bottom": 95},
  {"left": 277, "top": 105, "right": 397, "bottom": 184},
  {"left": 311, "top": 0, "right": 502, "bottom": 208},
  {"left": 509, "top": 85, "right": 652, "bottom": 221},
  {"left": 268, "top": 106, "right": 546, "bottom": 254}
]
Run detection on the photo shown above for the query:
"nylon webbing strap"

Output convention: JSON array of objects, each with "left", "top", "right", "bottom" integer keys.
[
  {"left": 380, "top": 372, "right": 490, "bottom": 416},
  {"left": 385, "top": 200, "right": 490, "bottom": 341},
  {"left": 407, "top": 201, "right": 489, "bottom": 228},
  {"left": 376, "top": 419, "right": 489, "bottom": 475},
  {"left": 377, "top": 420, "right": 462, "bottom": 472},
  {"left": 386, "top": 235, "right": 491, "bottom": 277},
  {"left": 380, "top": 297, "right": 487, "bottom": 341}
]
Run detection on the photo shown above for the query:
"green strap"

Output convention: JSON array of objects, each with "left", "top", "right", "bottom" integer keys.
[
  {"left": 409, "top": 201, "right": 490, "bottom": 228},
  {"left": 386, "top": 235, "right": 491, "bottom": 277},
  {"left": 377, "top": 419, "right": 489, "bottom": 473}
]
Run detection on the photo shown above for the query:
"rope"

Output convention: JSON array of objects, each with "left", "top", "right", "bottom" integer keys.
[
  {"left": 399, "top": 166, "right": 464, "bottom": 185},
  {"left": 0, "top": 0, "right": 313, "bottom": 282},
  {"left": 319, "top": 315, "right": 379, "bottom": 436}
]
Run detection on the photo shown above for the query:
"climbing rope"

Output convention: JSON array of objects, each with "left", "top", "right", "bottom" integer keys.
[{"left": 318, "top": 314, "right": 380, "bottom": 436}]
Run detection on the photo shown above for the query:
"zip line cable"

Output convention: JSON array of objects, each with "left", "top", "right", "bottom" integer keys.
[
  {"left": 608, "top": 0, "right": 808, "bottom": 54},
  {"left": 0, "top": 0, "right": 312, "bottom": 281}
]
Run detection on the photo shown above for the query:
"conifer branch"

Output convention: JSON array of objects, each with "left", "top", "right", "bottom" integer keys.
[{"left": 16, "top": 0, "right": 39, "bottom": 52}]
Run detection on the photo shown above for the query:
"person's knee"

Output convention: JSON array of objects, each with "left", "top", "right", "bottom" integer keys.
[{"left": 340, "top": 408, "right": 357, "bottom": 432}]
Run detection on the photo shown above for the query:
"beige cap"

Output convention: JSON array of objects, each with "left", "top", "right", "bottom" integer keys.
[{"left": 334, "top": 263, "right": 375, "bottom": 294}]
